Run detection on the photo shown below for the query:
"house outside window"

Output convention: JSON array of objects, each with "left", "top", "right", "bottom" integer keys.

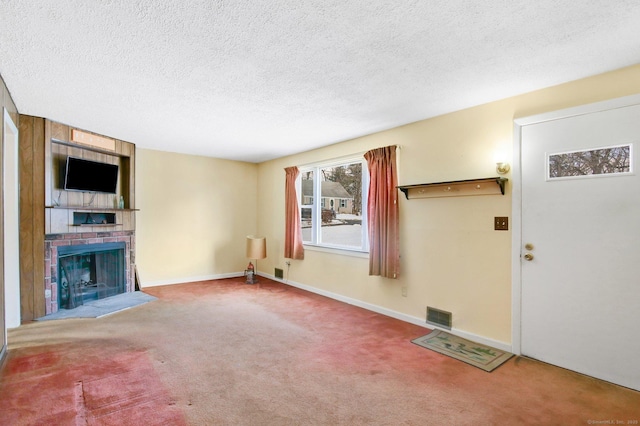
[{"left": 299, "top": 158, "right": 368, "bottom": 252}]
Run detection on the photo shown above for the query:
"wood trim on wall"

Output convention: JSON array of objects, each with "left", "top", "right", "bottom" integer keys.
[{"left": 18, "top": 115, "right": 46, "bottom": 321}]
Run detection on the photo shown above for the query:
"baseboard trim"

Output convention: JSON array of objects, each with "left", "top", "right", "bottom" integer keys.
[
  {"left": 141, "top": 272, "right": 244, "bottom": 288},
  {"left": 260, "top": 272, "right": 512, "bottom": 353}
]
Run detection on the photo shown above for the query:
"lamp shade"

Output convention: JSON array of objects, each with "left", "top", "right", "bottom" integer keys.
[{"left": 246, "top": 236, "right": 267, "bottom": 260}]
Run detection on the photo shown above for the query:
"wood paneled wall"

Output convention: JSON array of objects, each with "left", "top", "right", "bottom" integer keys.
[
  {"left": 46, "top": 121, "right": 136, "bottom": 210},
  {"left": 18, "top": 116, "right": 46, "bottom": 321}
]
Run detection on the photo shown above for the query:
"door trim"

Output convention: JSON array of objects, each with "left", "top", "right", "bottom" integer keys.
[
  {"left": 3, "top": 108, "right": 20, "bottom": 330},
  {"left": 511, "top": 93, "right": 640, "bottom": 356}
]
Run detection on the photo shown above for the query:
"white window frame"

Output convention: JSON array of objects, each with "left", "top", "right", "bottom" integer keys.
[{"left": 298, "top": 156, "right": 369, "bottom": 254}]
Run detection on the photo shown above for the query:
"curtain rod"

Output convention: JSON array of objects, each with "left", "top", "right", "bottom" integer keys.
[{"left": 289, "top": 145, "right": 401, "bottom": 170}]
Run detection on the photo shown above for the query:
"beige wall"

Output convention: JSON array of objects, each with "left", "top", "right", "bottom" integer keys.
[
  {"left": 132, "top": 65, "right": 640, "bottom": 345},
  {"left": 256, "top": 64, "right": 640, "bottom": 346},
  {"left": 136, "top": 149, "right": 258, "bottom": 285}
]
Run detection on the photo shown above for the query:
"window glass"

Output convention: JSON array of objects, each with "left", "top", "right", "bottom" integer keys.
[
  {"left": 300, "top": 170, "right": 314, "bottom": 242},
  {"left": 300, "top": 159, "right": 368, "bottom": 251},
  {"left": 548, "top": 144, "right": 632, "bottom": 180}
]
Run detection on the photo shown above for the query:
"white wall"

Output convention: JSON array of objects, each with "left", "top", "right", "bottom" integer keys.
[{"left": 3, "top": 109, "right": 20, "bottom": 328}]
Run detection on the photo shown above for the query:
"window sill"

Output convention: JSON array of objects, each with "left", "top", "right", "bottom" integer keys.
[{"left": 303, "top": 243, "right": 369, "bottom": 259}]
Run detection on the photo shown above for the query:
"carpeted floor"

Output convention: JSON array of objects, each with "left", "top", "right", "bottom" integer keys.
[{"left": 1, "top": 277, "right": 639, "bottom": 425}]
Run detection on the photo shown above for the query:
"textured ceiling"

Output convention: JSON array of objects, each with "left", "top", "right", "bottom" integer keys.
[{"left": 1, "top": 1, "right": 640, "bottom": 162}]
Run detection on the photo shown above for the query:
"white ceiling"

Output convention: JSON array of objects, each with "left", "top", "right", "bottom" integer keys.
[{"left": 1, "top": 1, "right": 639, "bottom": 163}]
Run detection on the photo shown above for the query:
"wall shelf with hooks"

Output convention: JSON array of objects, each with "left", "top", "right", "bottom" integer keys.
[{"left": 398, "top": 177, "right": 507, "bottom": 199}]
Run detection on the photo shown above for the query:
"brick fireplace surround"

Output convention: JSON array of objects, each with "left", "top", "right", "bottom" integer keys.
[{"left": 44, "top": 231, "right": 135, "bottom": 315}]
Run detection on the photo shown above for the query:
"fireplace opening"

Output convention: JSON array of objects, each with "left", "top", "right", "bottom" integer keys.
[{"left": 57, "top": 242, "right": 126, "bottom": 310}]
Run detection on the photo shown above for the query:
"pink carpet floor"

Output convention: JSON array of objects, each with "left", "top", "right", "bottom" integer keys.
[{"left": 1, "top": 277, "right": 639, "bottom": 424}]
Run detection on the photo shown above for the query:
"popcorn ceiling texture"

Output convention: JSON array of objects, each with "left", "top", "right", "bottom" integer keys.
[{"left": 1, "top": 1, "right": 639, "bottom": 162}]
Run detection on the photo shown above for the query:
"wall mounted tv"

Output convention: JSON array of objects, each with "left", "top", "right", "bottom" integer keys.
[{"left": 64, "top": 156, "right": 119, "bottom": 194}]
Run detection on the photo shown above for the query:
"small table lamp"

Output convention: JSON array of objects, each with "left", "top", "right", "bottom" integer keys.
[{"left": 245, "top": 236, "right": 266, "bottom": 284}]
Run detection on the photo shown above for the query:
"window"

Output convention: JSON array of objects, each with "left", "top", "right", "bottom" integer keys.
[
  {"left": 299, "top": 158, "right": 369, "bottom": 252},
  {"left": 547, "top": 144, "right": 633, "bottom": 180}
]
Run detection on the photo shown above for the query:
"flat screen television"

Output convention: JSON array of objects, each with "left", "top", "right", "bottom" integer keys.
[{"left": 64, "top": 156, "right": 119, "bottom": 194}]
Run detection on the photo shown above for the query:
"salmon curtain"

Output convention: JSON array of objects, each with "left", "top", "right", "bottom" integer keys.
[
  {"left": 284, "top": 166, "right": 304, "bottom": 260},
  {"left": 364, "top": 146, "right": 399, "bottom": 278}
]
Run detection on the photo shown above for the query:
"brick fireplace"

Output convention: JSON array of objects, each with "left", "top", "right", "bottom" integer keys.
[{"left": 44, "top": 231, "right": 135, "bottom": 315}]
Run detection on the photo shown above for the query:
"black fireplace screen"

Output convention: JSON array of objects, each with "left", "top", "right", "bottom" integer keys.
[{"left": 58, "top": 243, "right": 125, "bottom": 309}]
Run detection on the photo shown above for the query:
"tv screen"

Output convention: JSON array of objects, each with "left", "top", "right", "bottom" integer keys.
[{"left": 64, "top": 156, "right": 119, "bottom": 194}]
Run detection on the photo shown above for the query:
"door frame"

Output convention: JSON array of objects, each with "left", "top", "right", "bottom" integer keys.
[
  {"left": 3, "top": 109, "right": 20, "bottom": 329},
  {"left": 2, "top": 108, "right": 20, "bottom": 363},
  {"left": 511, "top": 93, "right": 640, "bottom": 356}
]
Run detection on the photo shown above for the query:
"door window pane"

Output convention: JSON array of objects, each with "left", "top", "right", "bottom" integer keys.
[{"left": 548, "top": 144, "right": 632, "bottom": 179}]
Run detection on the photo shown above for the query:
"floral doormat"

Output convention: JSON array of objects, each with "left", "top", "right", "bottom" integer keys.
[{"left": 412, "top": 329, "right": 514, "bottom": 372}]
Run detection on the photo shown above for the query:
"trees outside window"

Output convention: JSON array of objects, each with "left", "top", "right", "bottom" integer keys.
[{"left": 548, "top": 144, "right": 631, "bottom": 179}]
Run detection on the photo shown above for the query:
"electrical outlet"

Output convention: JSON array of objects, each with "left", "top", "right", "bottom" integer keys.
[
  {"left": 45, "top": 289, "right": 52, "bottom": 298},
  {"left": 401, "top": 286, "right": 408, "bottom": 297},
  {"left": 494, "top": 216, "right": 509, "bottom": 231},
  {"left": 285, "top": 261, "right": 291, "bottom": 266}
]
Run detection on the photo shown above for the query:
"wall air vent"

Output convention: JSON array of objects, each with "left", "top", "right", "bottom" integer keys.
[
  {"left": 274, "top": 268, "right": 284, "bottom": 279},
  {"left": 426, "top": 306, "right": 452, "bottom": 330}
]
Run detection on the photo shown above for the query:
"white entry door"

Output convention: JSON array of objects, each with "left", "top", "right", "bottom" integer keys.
[{"left": 519, "top": 96, "right": 640, "bottom": 391}]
